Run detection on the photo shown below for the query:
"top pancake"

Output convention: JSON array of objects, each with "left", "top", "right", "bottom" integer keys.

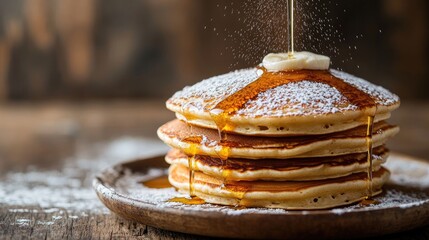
[{"left": 167, "top": 68, "right": 400, "bottom": 136}]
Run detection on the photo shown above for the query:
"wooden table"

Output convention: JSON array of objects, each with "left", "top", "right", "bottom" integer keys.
[{"left": 0, "top": 101, "right": 428, "bottom": 239}]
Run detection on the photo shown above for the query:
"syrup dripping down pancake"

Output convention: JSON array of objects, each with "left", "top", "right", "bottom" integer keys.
[
  {"left": 158, "top": 65, "right": 400, "bottom": 209},
  {"left": 167, "top": 68, "right": 400, "bottom": 136},
  {"left": 165, "top": 146, "right": 388, "bottom": 181},
  {"left": 157, "top": 119, "right": 399, "bottom": 159},
  {"left": 168, "top": 164, "right": 390, "bottom": 210}
]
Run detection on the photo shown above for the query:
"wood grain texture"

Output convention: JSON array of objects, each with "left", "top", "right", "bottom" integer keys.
[
  {"left": 0, "top": 100, "right": 428, "bottom": 240},
  {"left": 1, "top": 206, "right": 429, "bottom": 240},
  {"left": 0, "top": 206, "right": 213, "bottom": 239}
]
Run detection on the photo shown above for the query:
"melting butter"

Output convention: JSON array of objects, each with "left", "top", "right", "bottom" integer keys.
[{"left": 262, "top": 51, "right": 330, "bottom": 72}]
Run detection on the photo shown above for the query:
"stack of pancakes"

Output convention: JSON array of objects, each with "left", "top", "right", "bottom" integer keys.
[{"left": 158, "top": 68, "right": 400, "bottom": 209}]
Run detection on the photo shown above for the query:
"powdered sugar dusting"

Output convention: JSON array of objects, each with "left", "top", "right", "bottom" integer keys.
[
  {"left": 331, "top": 189, "right": 429, "bottom": 215},
  {"left": 331, "top": 69, "right": 400, "bottom": 106},
  {"left": 237, "top": 80, "right": 357, "bottom": 117},
  {"left": 386, "top": 154, "right": 429, "bottom": 189},
  {"left": 105, "top": 153, "right": 429, "bottom": 216},
  {"left": 169, "top": 69, "right": 259, "bottom": 110},
  {"left": 168, "top": 68, "right": 399, "bottom": 118},
  {"left": 0, "top": 137, "right": 168, "bottom": 219}
]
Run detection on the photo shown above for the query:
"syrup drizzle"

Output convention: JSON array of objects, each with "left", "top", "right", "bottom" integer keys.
[
  {"left": 169, "top": 102, "right": 206, "bottom": 204},
  {"left": 360, "top": 115, "right": 379, "bottom": 205},
  {"left": 366, "top": 116, "right": 375, "bottom": 198},
  {"left": 168, "top": 136, "right": 207, "bottom": 205},
  {"left": 181, "top": 136, "right": 202, "bottom": 197},
  {"left": 212, "top": 69, "right": 376, "bottom": 115},
  {"left": 210, "top": 68, "right": 377, "bottom": 204}
]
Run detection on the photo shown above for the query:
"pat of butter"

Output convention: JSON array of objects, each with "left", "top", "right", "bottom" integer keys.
[{"left": 262, "top": 52, "right": 330, "bottom": 72}]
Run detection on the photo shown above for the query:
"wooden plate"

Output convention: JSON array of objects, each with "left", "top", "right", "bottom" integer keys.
[{"left": 93, "top": 153, "right": 429, "bottom": 239}]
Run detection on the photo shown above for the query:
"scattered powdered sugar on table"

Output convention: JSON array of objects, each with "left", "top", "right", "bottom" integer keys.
[
  {"left": 331, "top": 189, "right": 429, "bottom": 215},
  {"left": 110, "top": 154, "right": 429, "bottom": 216},
  {"left": 386, "top": 154, "right": 429, "bottom": 189},
  {"left": 0, "top": 137, "right": 168, "bottom": 220},
  {"left": 15, "top": 219, "right": 31, "bottom": 226}
]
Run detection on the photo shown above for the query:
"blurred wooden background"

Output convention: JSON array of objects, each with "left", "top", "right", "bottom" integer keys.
[
  {"left": 0, "top": 2, "right": 428, "bottom": 238},
  {"left": 0, "top": 0, "right": 428, "bottom": 101},
  {"left": 0, "top": 0, "right": 427, "bottom": 167}
]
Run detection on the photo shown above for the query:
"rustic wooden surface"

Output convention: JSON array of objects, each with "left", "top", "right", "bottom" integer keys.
[{"left": 0, "top": 100, "right": 428, "bottom": 240}]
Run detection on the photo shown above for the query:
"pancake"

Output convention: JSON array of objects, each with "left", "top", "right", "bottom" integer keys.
[
  {"left": 167, "top": 68, "right": 400, "bottom": 136},
  {"left": 159, "top": 63, "right": 400, "bottom": 210},
  {"left": 169, "top": 164, "right": 390, "bottom": 210},
  {"left": 165, "top": 146, "right": 388, "bottom": 181},
  {"left": 157, "top": 119, "right": 399, "bottom": 159}
]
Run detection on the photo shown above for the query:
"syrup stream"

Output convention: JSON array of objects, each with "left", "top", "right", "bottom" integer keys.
[{"left": 287, "top": 0, "right": 295, "bottom": 58}]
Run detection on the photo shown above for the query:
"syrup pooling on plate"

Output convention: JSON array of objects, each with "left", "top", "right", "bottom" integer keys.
[
  {"left": 209, "top": 68, "right": 377, "bottom": 202},
  {"left": 168, "top": 196, "right": 206, "bottom": 205},
  {"left": 142, "top": 176, "right": 172, "bottom": 189}
]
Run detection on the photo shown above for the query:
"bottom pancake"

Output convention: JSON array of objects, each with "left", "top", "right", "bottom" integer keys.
[
  {"left": 166, "top": 146, "right": 388, "bottom": 181},
  {"left": 168, "top": 164, "right": 390, "bottom": 210}
]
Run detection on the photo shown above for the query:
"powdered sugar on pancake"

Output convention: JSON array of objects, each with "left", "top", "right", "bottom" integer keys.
[
  {"left": 237, "top": 80, "right": 357, "bottom": 117},
  {"left": 331, "top": 70, "right": 400, "bottom": 107},
  {"left": 168, "top": 68, "right": 399, "bottom": 117},
  {"left": 169, "top": 69, "right": 259, "bottom": 110}
]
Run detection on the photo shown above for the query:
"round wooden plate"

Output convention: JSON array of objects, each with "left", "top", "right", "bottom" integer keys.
[{"left": 93, "top": 153, "right": 429, "bottom": 239}]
